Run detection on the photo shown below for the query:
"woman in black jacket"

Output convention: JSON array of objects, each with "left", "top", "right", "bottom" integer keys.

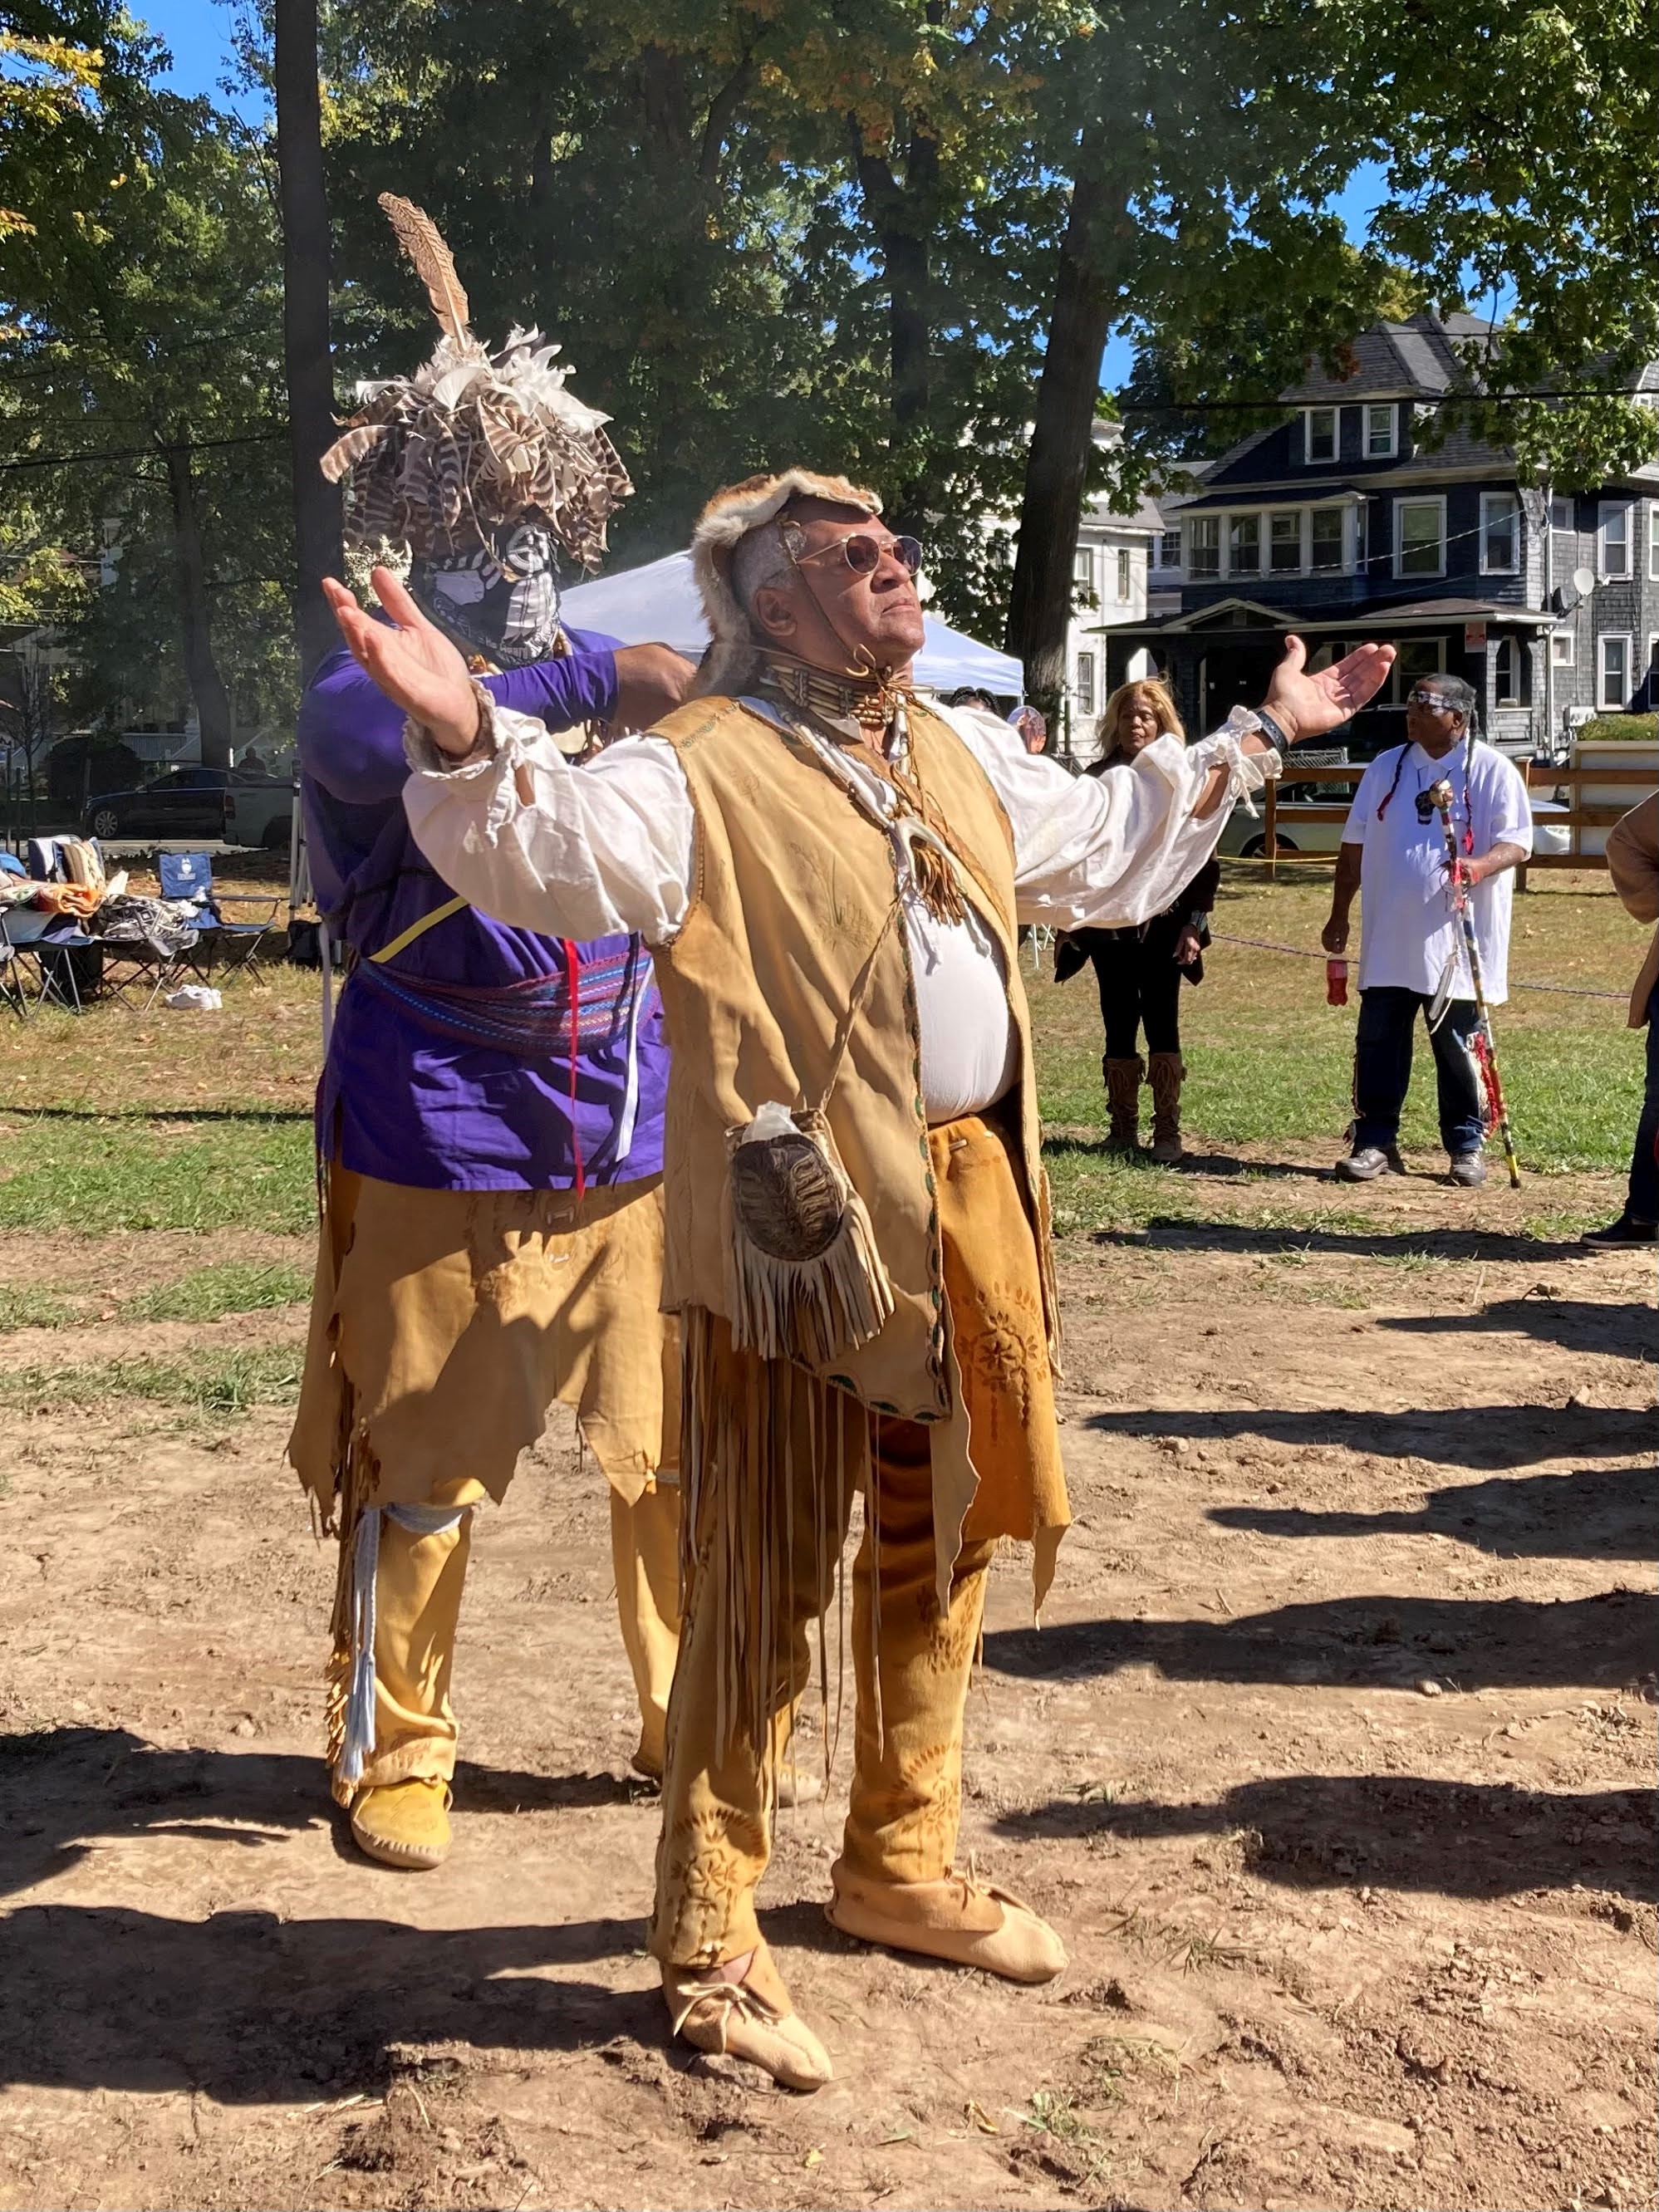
[{"left": 1054, "top": 679, "right": 1220, "bottom": 1163}]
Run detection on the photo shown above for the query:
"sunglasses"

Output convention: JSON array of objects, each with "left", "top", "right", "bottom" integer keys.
[{"left": 783, "top": 524, "right": 924, "bottom": 578}]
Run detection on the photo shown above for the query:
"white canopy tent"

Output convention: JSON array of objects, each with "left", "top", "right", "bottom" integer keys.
[{"left": 558, "top": 549, "right": 1023, "bottom": 697}]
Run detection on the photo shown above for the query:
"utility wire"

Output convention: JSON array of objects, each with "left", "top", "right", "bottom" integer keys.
[{"left": 0, "top": 430, "right": 287, "bottom": 475}]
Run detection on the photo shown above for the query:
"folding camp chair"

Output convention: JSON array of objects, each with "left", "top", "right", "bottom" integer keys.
[
  {"left": 94, "top": 920, "right": 192, "bottom": 1011},
  {"left": 15, "top": 916, "right": 101, "bottom": 1014},
  {"left": 0, "top": 910, "right": 32, "bottom": 1019},
  {"left": 158, "top": 851, "right": 281, "bottom": 983}
]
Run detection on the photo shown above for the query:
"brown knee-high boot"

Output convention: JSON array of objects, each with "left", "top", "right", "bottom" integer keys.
[
  {"left": 1103, "top": 1054, "right": 1145, "bottom": 1150},
  {"left": 1146, "top": 1052, "right": 1185, "bottom": 1164}
]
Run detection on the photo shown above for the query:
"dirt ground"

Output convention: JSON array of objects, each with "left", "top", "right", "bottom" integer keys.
[{"left": 1, "top": 1147, "right": 1654, "bottom": 2212}]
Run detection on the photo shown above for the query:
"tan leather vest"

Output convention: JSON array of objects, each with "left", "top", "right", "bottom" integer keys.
[{"left": 651, "top": 692, "right": 1058, "bottom": 1420}]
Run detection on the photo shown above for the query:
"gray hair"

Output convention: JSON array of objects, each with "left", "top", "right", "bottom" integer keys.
[{"left": 729, "top": 520, "right": 794, "bottom": 619}]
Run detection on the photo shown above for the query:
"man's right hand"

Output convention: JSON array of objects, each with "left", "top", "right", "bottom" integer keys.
[
  {"left": 1321, "top": 915, "right": 1350, "bottom": 954},
  {"left": 324, "top": 569, "right": 480, "bottom": 757},
  {"left": 613, "top": 644, "right": 697, "bottom": 733}
]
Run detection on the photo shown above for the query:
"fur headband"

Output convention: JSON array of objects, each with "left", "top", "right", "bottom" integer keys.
[{"left": 690, "top": 468, "right": 881, "bottom": 698}]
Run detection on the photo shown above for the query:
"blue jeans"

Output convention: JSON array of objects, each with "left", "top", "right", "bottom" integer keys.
[
  {"left": 1352, "top": 986, "right": 1485, "bottom": 1157},
  {"left": 1627, "top": 987, "right": 1659, "bottom": 1224}
]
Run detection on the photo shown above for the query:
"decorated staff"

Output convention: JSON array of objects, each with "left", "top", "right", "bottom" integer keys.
[{"left": 1428, "top": 775, "right": 1522, "bottom": 1189}]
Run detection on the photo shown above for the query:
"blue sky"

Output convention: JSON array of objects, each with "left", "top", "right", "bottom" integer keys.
[
  {"left": 134, "top": 0, "right": 1392, "bottom": 390},
  {"left": 130, "top": 0, "right": 263, "bottom": 116}
]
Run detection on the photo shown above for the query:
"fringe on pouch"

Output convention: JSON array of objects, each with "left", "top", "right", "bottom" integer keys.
[
  {"left": 721, "top": 1106, "right": 895, "bottom": 1366},
  {"left": 681, "top": 1307, "right": 872, "bottom": 1789}
]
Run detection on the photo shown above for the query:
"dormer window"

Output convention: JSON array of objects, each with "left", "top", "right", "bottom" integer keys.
[
  {"left": 1365, "top": 404, "right": 1397, "bottom": 459},
  {"left": 1304, "top": 407, "right": 1338, "bottom": 464}
]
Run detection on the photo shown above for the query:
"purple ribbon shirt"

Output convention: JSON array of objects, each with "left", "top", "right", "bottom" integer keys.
[{"left": 299, "top": 630, "right": 669, "bottom": 1193}]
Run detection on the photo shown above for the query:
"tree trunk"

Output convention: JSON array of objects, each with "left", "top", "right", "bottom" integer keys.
[
  {"left": 853, "top": 128, "right": 940, "bottom": 538},
  {"left": 274, "top": 0, "right": 342, "bottom": 680},
  {"left": 161, "top": 442, "right": 235, "bottom": 768},
  {"left": 1005, "top": 129, "right": 1124, "bottom": 721}
]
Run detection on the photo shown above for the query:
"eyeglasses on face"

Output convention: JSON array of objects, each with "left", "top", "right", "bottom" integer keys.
[{"left": 782, "top": 524, "right": 924, "bottom": 578}]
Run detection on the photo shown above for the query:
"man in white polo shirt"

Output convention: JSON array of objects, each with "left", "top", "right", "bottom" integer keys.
[{"left": 1322, "top": 675, "right": 1532, "bottom": 1188}]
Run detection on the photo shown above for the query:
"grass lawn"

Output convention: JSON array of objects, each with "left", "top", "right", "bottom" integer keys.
[
  {"left": 1033, "top": 866, "right": 1642, "bottom": 1238},
  {"left": 0, "top": 863, "right": 1643, "bottom": 1248}
]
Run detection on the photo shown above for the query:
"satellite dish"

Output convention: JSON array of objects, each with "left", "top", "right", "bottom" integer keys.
[{"left": 1572, "top": 566, "right": 1598, "bottom": 597}]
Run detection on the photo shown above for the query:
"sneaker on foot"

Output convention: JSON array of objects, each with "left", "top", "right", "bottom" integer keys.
[
  {"left": 348, "top": 1778, "right": 451, "bottom": 1870},
  {"left": 1448, "top": 1151, "right": 1487, "bottom": 1188},
  {"left": 1335, "top": 1145, "right": 1391, "bottom": 1182},
  {"left": 1581, "top": 1214, "right": 1658, "bottom": 1249}
]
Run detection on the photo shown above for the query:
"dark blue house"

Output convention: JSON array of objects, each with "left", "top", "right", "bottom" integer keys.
[{"left": 1108, "top": 313, "right": 1659, "bottom": 756}]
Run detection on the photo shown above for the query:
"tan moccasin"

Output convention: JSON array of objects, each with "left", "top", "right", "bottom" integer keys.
[
  {"left": 662, "top": 1940, "right": 833, "bottom": 2091},
  {"left": 348, "top": 1778, "right": 452, "bottom": 1871},
  {"left": 825, "top": 1861, "right": 1066, "bottom": 1983}
]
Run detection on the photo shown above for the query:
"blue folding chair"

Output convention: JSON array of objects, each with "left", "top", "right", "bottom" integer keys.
[{"left": 158, "top": 851, "right": 280, "bottom": 983}]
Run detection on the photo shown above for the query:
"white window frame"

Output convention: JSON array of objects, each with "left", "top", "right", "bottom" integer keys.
[
  {"left": 1649, "top": 504, "right": 1659, "bottom": 581},
  {"left": 1115, "top": 546, "right": 1132, "bottom": 603},
  {"left": 1186, "top": 515, "right": 1220, "bottom": 578},
  {"left": 1157, "top": 527, "right": 1181, "bottom": 571},
  {"left": 1493, "top": 636, "right": 1522, "bottom": 705},
  {"left": 1549, "top": 629, "right": 1575, "bottom": 668},
  {"left": 1074, "top": 649, "right": 1097, "bottom": 717},
  {"left": 1598, "top": 501, "right": 1632, "bottom": 581},
  {"left": 1364, "top": 403, "right": 1396, "bottom": 459},
  {"left": 1267, "top": 508, "right": 1303, "bottom": 575},
  {"left": 1480, "top": 492, "right": 1520, "bottom": 576},
  {"left": 1227, "top": 511, "right": 1263, "bottom": 576},
  {"left": 1308, "top": 503, "right": 1350, "bottom": 575},
  {"left": 1072, "top": 545, "right": 1095, "bottom": 596},
  {"left": 1304, "top": 406, "right": 1338, "bottom": 465},
  {"left": 1395, "top": 495, "right": 1447, "bottom": 580},
  {"left": 1598, "top": 633, "right": 1632, "bottom": 711},
  {"left": 1549, "top": 493, "right": 1573, "bottom": 533}
]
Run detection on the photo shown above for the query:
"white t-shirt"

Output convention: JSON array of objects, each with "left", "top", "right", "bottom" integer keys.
[{"left": 1343, "top": 739, "right": 1532, "bottom": 1003}]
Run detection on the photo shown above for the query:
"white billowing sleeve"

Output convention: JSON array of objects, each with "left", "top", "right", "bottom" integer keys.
[
  {"left": 401, "top": 706, "right": 696, "bottom": 944},
  {"left": 939, "top": 705, "right": 1275, "bottom": 929}
]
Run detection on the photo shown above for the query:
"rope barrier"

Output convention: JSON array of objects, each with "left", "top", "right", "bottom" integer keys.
[{"left": 1209, "top": 929, "right": 1627, "bottom": 1001}]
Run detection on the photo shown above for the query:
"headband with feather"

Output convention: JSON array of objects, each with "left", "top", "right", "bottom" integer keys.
[{"left": 321, "top": 193, "right": 631, "bottom": 575}]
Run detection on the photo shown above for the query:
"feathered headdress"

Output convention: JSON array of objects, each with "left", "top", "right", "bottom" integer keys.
[
  {"left": 321, "top": 194, "right": 632, "bottom": 574},
  {"left": 690, "top": 468, "right": 882, "bottom": 699}
]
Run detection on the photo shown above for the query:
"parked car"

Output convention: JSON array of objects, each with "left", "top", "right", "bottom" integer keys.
[
  {"left": 219, "top": 777, "right": 295, "bottom": 852},
  {"left": 1219, "top": 792, "right": 1571, "bottom": 861},
  {"left": 82, "top": 765, "right": 293, "bottom": 849}
]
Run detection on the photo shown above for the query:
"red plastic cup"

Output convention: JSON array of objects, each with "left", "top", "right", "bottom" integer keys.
[{"left": 1326, "top": 957, "right": 1349, "bottom": 1007}]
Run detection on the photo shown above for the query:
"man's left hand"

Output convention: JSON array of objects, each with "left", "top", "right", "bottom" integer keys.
[{"left": 1263, "top": 635, "right": 1396, "bottom": 744}]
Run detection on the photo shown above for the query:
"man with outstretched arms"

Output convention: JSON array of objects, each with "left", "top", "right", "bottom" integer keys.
[{"left": 330, "top": 467, "right": 1391, "bottom": 2073}]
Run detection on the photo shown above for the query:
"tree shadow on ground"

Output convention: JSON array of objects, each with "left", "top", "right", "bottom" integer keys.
[
  {"left": 1381, "top": 1297, "right": 1657, "bottom": 1360},
  {"left": 0, "top": 1728, "right": 669, "bottom": 2101},
  {"left": 996, "top": 1774, "right": 1657, "bottom": 1904},
  {"left": 0, "top": 1729, "right": 636, "bottom": 1901},
  {"left": 1082, "top": 1401, "right": 1647, "bottom": 1469},
  {"left": 984, "top": 1588, "right": 1655, "bottom": 1696},
  {"left": 0, "top": 1901, "right": 649, "bottom": 2099},
  {"left": 1087, "top": 1216, "right": 1591, "bottom": 1262},
  {"left": 1210, "top": 1466, "right": 1658, "bottom": 1560}
]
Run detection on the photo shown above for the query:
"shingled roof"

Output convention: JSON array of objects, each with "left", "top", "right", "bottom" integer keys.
[{"left": 1279, "top": 313, "right": 1504, "bottom": 404}]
